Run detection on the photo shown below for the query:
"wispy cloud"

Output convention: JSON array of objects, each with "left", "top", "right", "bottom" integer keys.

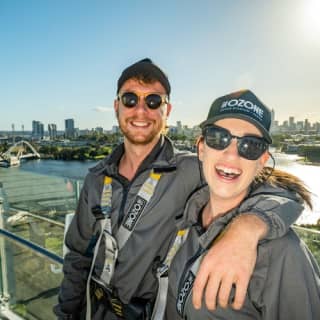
[
  {"left": 306, "top": 111, "right": 320, "bottom": 116},
  {"left": 93, "top": 106, "right": 113, "bottom": 112},
  {"left": 234, "top": 72, "right": 255, "bottom": 89},
  {"left": 171, "top": 99, "right": 183, "bottom": 106}
]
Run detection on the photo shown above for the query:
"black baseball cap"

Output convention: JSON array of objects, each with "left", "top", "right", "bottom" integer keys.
[
  {"left": 200, "top": 90, "right": 272, "bottom": 143},
  {"left": 117, "top": 58, "right": 171, "bottom": 97}
]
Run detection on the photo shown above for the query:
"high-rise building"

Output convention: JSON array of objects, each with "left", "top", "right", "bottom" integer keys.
[
  {"left": 270, "top": 109, "right": 276, "bottom": 133},
  {"left": 32, "top": 120, "right": 44, "bottom": 139},
  {"left": 112, "top": 125, "right": 120, "bottom": 134},
  {"left": 48, "top": 123, "right": 57, "bottom": 140},
  {"left": 65, "top": 119, "right": 75, "bottom": 138},
  {"left": 289, "top": 116, "right": 295, "bottom": 130},
  {"left": 283, "top": 120, "right": 289, "bottom": 129},
  {"left": 296, "top": 121, "right": 304, "bottom": 131},
  {"left": 95, "top": 127, "right": 104, "bottom": 134},
  {"left": 176, "top": 121, "right": 182, "bottom": 135},
  {"left": 304, "top": 119, "right": 311, "bottom": 132},
  {"left": 271, "top": 109, "right": 275, "bottom": 122}
]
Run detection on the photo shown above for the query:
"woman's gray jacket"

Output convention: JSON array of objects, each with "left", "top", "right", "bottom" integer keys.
[{"left": 166, "top": 186, "right": 320, "bottom": 320}]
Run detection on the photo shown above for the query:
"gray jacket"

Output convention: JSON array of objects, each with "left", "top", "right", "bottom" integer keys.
[
  {"left": 166, "top": 186, "right": 320, "bottom": 320},
  {"left": 54, "top": 137, "right": 304, "bottom": 319}
]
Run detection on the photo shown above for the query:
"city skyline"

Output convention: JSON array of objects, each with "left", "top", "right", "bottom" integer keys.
[
  {"left": 2, "top": 110, "right": 320, "bottom": 135},
  {"left": 1, "top": 0, "right": 320, "bottom": 131},
  {"left": 4, "top": 109, "right": 320, "bottom": 133}
]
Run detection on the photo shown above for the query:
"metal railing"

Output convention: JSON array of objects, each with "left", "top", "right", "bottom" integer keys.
[
  {"left": 0, "top": 170, "right": 80, "bottom": 320},
  {"left": 0, "top": 228, "right": 63, "bottom": 320},
  {"left": 0, "top": 170, "right": 319, "bottom": 319},
  {"left": 293, "top": 225, "right": 320, "bottom": 264}
]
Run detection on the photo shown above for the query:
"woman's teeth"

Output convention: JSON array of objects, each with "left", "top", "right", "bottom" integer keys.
[{"left": 215, "top": 166, "right": 241, "bottom": 179}]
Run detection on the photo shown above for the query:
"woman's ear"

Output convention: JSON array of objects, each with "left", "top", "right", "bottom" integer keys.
[{"left": 258, "top": 151, "right": 270, "bottom": 169}]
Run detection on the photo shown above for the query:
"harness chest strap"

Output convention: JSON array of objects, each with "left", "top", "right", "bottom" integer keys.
[
  {"left": 86, "top": 176, "right": 113, "bottom": 320},
  {"left": 116, "top": 170, "right": 162, "bottom": 249},
  {"left": 176, "top": 255, "right": 202, "bottom": 318},
  {"left": 86, "top": 171, "right": 162, "bottom": 319},
  {"left": 151, "top": 229, "right": 189, "bottom": 320},
  {"left": 175, "top": 229, "right": 228, "bottom": 318},
  {"left": 99, "top": 171, "right": 162, "bottom": 288}
]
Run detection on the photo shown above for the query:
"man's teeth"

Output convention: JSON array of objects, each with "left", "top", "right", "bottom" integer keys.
[{"left": 132, "top": 121, "right": 148, "bottom": 127}]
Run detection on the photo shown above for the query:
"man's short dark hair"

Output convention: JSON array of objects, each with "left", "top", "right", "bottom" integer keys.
[{"left": 117, "top": 58, "right": 171, "bottom": 97}]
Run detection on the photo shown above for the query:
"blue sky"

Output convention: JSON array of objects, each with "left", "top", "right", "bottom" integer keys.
[{"left": 1, "top": 0, "right": 320, "bottom": 131}]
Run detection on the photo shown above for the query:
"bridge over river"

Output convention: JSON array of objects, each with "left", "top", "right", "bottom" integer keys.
[{"left": 0, "top": 140, "right": 40, "bottom": 167}]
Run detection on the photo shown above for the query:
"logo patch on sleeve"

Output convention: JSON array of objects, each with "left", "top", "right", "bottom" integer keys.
[{"left": 123, "top": 196, "right": 147, "bottom": 230}]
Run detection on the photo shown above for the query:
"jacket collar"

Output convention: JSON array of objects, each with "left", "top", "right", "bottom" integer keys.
[
  {"left": 182, "top": 186, "right": 241, "bottom": 249},
  {"left": 89, "top": 135, "right": 178, "bottom": 177},
  {"left": 182, "top": 180, "right": 300, "bottom": 250}
]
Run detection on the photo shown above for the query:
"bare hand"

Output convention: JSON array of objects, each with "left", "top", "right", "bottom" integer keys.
[{"left": 192, "top": 214, "right": 267, "bottom": 310}]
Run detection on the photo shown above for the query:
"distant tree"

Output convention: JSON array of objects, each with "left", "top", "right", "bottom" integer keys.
[
  {"left": 270, "top": 134, "right": 291, "bottom": 148},
  {"left": 77, "top": 148, "right": 88, "bottom": 161},
  {"left": 300, "top": 146, "right": 320, "bottom": 162},
  {"left": 0, "top": 141, "right": 9, "bottom": 153},
  {"left": 89, "top": 149, "right": 98, "bottom": 158}
]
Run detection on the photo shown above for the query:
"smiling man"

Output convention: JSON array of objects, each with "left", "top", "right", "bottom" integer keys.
[{"left": 54, "top": 59, "right": 304, "bottom": 320}]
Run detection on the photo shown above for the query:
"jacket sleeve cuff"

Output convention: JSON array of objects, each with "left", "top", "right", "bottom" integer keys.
[{"left": 238, "top": 194, "right": 304, "bottom": 239}]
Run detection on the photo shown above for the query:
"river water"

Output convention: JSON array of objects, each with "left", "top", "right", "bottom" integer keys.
[
  {"left": 269, "top": 152, "right": 320, "bottom": 225},
  {"left": 14, "top": 153, "right": 320, "bottom": 225}
]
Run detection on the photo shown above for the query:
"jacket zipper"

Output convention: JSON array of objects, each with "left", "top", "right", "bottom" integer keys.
[
  {"left": 116, "top": 167, "right": 154, "bottom": 228},
  {"left": 118, "top": 183, "right": 129, "bottom": 227}
]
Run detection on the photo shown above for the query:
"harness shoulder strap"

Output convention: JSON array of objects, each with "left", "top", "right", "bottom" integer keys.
[
  {"left": 151, "top": 229, "right": 189, "bottom": 320},
  {"left": 175, "top": 229, "right": 226, "bottom": 318},
  {"left": 175, "top": 255, "right": 202, "bottom": 317},
  {"left": 116, "top": 171, "right": 162, "bottom": 249},
  {"left": 86, "top": 176, "right": 113, "bottom": 320},
  {"left": 86, "top": 171, "right": 163, "bottom": 319}
]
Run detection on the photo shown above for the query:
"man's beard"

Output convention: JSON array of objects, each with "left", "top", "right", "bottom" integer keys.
[{"left": 117, "top": 114, "right": 165, "bottom": 146}]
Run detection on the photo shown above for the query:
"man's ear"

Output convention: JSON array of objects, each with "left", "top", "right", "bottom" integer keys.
[
  {"left": 166, "top": 103, "right": 172, "bottom": 117},
  {"left": 197, "top": 137, "right": 204, "bottom": 162},
  {"left": 114, "top": 99, "right": 119, "bottom": 113}
]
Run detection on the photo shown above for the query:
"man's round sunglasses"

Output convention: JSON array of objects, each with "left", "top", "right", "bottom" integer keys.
[
  {"left": 118, "top": 92, "right": 169, "bottom": 110},
  {"left": 203, "top": 125, "right": 269, "bottom": 160}
]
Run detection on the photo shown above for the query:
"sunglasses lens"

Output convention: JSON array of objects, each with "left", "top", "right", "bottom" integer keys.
[
  {"left": 238, "top": 137, "right": 267, "bottom": 160},
  {"left": 145, "top": 94, "right": 163, "bottom": 109},
  {"left": 120, "top": 92, "right": 165, "bottom": 109},
  {"left": 121, "top": 92, "right": 138, "bottom": 108},
  {"left": 204, "top": 126, "right": 268, "bottom": 160},
  {"left": 205, "top": 127, "right": 231, "bottom": 150}
]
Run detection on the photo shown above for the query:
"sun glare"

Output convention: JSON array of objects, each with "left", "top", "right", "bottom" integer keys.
[{"left": 302, "top": 0, "right": 320, "bottom": 41}]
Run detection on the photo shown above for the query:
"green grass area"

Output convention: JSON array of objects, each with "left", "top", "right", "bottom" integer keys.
[
  {"left": 45, "top": 236, "right": 64, "bottom": 256},
  {"left": 11, "top": 304, "right": 28, "bottom": 318},
  {"left": 295, "top": 227, "right": 320, "bottom": 265}
]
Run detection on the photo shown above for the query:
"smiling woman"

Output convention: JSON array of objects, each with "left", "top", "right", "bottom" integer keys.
[{"left": 164, "top": 89, "right": 320, "bottom": 320}]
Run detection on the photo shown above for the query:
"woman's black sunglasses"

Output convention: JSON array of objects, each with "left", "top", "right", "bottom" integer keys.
[
  {"left": 118, "top": 92, "right": 169, "bottom": 110},
  {"left": 203, "top": 125, "right": 269, "bottom": 160}
]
